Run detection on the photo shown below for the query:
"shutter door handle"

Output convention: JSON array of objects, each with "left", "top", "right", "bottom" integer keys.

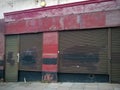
[{"left": 17, "top": 53, "right": 19, "bottom": 63}]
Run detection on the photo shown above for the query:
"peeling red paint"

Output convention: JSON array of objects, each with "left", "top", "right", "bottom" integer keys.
[
  {"left": 4, "top": 0, "right": 120, "bottom": 35},
  {"left": 43, "top": 32, "right": 58, "bottom": 44},
  {"left": 4, "top": 0, "right": 116, "bottom": 22},
  {"left": 81, "top": 12, "right": 105, "bottom": 28},
  {"left": 26, "top": 19, "right": 39, "bottom": 32},
  {"left": 40, "top": 16, "right": 63, "bottom": 31},
  {"left": 84, "top": 0, "right": 118, "bottom": 13},
  {"left": 106, "top": 10, "right": 120, "bottom": 26},
  {"left": 63, "top": 14, "right": 80, "bottom": 30},
  {"left": 6, "top": 19, "right": 40, "bottom": 34},
  {"left": 6, "top": 20, "right": 26, "bottom": 34}
]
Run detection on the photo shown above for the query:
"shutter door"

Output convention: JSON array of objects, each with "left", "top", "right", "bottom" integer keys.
[
  {"left": 111, "top": 27, "right": 120, "bottom": 83},
  {"left": 19, "top": 33, "right": 42, "bottom": 71},
  {"left": 59, "top": 29, "right": 108, "bottom": 74},
  {"left": 5, "top": 35, "right": 19, "bottom": 82}
]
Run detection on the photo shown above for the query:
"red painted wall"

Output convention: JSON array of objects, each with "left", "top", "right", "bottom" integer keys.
[
  {"left": 0, "top": 19, "right": 5, "bottom": 70},
  {"left": 42, "top": 32, "right": 58, "bottom": 58},
  {"left": 42, "top": 32, "right": 58, "bottom": 82},
  {"left": 4, "top": 0, "right": 120, "bottom": 34}
]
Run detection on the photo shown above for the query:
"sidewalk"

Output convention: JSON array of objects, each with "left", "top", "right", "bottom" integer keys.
[{"left": 0, "top": 82, "right": 120, "bottom": 90}]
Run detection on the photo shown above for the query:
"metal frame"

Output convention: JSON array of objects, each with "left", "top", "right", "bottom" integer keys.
[{"left": 108, "top": 28, "right": 112, "bottom": 82}]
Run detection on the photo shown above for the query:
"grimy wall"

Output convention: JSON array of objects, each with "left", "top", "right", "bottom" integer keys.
[
  {"left": 2, "top": 0, "right": 120, "bottom": 82},
  {"left": 4, "top": 0, "right": 120, "bottom": 34},
  {"left": 0, "top": 0, "right": 85, "bottom": 19}
]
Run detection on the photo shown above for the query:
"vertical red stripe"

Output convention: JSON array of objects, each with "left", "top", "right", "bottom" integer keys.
[{"left": 42, "top": 64, "right": 57, "bottom": 72}]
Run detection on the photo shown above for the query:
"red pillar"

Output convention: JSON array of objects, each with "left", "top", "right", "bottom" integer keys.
[{"left": 42, "top": 32, "right": 58, "bottom": 82}]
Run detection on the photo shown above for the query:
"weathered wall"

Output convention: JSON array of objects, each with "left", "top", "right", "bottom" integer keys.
[
  {"left": 42, "top": 32, "right": 58, "bottom": 82},
  {"left": 0, "top": 0, "right": 86, "bottom": 19},
  {"left": 4, "top": 0, "right": 120, "bottom": 34},
  {"left": 3, "top": 0, "right": 120, "bottom": 82}
]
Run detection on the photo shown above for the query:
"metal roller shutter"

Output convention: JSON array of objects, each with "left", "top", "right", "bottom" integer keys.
[
  {"left": 111, "top": 27, "right": 120, "bottom": 83},
  {"left": 19, "top": 33, "right": 42, "bottom": 71},
  {"left": 5, "top": 35, "right": 19, "bottom": 82},
  {"left": 59, "top": 29, "right": 108, "bottom": 74}
]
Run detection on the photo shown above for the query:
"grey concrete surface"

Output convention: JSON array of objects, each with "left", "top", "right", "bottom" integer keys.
[{"left": 0, "top": 82, "right": 120, "bottom": 90}]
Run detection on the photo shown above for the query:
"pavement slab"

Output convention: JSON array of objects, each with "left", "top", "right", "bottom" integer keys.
[{"left": 0, "top": 82, "right": 120, "bottom": 90}]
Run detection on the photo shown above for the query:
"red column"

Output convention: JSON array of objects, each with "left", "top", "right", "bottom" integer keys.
[{"left": 42, "top": 32, "right": 58, "bottom": 82}]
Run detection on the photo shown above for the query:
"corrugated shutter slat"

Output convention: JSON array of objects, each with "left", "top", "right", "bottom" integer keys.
[
  {"left": 19, "top": 33, "right": 43, "bottom": 71},
  {"left": 111, "top": 27, "right": 120, "bottom": 83},
  {"left": 59, "top": 29, "right": 108, "bottom": 74}
]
